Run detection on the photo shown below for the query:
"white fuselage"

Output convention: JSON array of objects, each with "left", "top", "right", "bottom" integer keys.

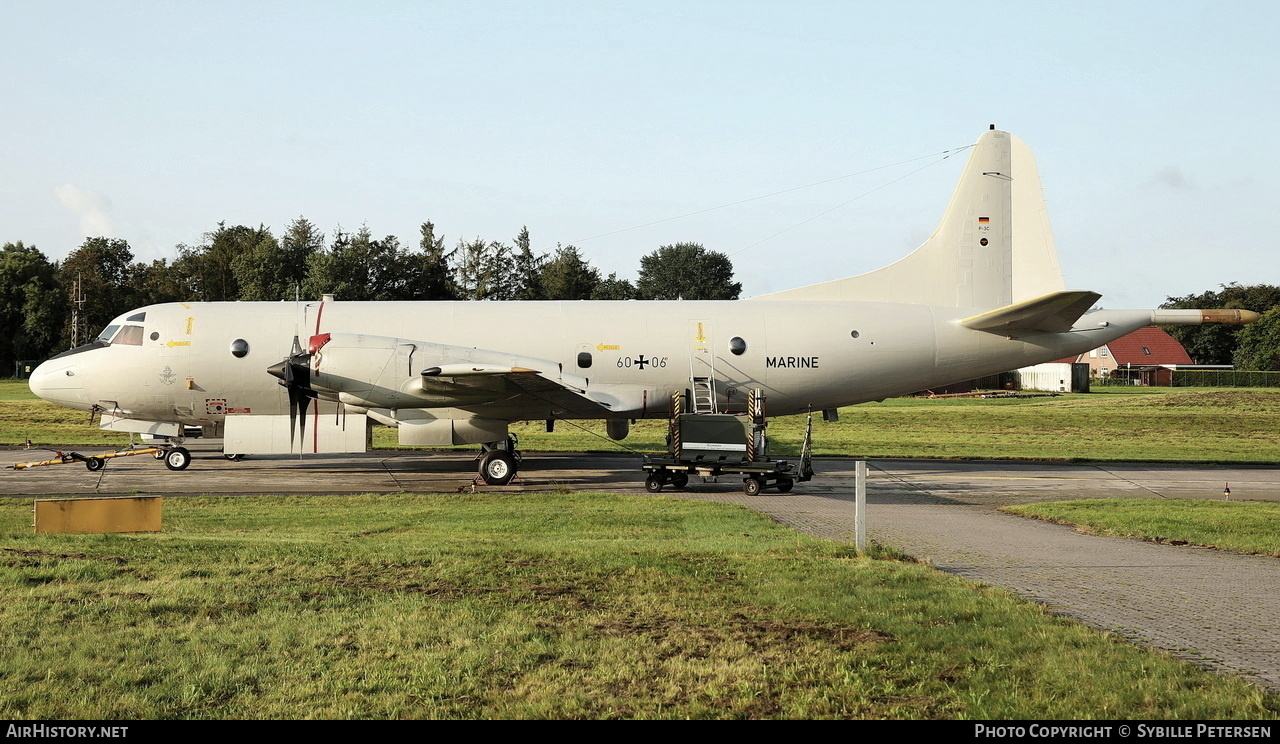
[{"left": 30, "top": 297, "right": 1154, "bottom": 430}]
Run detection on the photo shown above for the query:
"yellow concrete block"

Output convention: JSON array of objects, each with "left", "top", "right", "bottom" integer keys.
[{"left": 34, "top": 497, "right": 162, "bottom": 534}]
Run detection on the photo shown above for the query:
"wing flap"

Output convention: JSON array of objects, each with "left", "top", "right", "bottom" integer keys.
[{"left": 409, "top": 368, "right": 611, "bottom": 416}]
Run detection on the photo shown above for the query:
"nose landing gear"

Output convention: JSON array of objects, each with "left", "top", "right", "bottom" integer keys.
[{"left": 163, "top": 447, "right": 192, "bottom": 471}]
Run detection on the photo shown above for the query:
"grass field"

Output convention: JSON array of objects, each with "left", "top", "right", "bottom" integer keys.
[
  {"left": 5, "top": 380, "right": 1280, "bottom": 464},
  {"left": 6, "top": 380, "right": 1279, "bottom": 718},
  {"left": 2, "top": 492, "right": 1275, "bottom": 720},
  {"left": 1003, "top": 499, "right": 1280, "bottom": 557}
]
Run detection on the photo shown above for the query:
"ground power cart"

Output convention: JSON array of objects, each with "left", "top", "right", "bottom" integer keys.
[{"left": 642, "top": 389, "right": 814, "bottom": 495}]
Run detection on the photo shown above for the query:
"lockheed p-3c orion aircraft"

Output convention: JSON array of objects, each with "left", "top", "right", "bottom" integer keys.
[{"left": 28, "top": 127, "right": 1258, "bottom": 483}]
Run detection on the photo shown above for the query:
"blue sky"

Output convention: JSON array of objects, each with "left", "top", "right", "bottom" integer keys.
[{"left": 2, "top": 0, "right": 1276, "bottom": 308}]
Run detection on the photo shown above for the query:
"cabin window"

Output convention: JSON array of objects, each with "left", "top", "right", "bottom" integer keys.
[
  {"left": 231, "top": 339, "right": 250, "bottom": 358},
  {"left": 577, "top": 351, "right": 592, "bottom": 369},
  {"left": 850, "top": 330, "right": 860, "bottom": 339},
  {"left": 728, "top": 337, "right": 747, "bottom": 355},
  {"left": 150, "top": 332, "right": 160, "bottom": 341}
]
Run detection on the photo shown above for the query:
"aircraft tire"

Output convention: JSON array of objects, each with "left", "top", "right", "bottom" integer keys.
[
  {"left": 480, "top": 450, "right": 517, "bottom": 486},
  {"left": 224, "top": 454, "right": 245, "bottom": 462},
  {"left": 644, "top": 475, "right": 664, "bottom": 493},
  {"left": 743, "top": 476, "right": 763, "bottom": 496},
  {"left": 164, "top": 447, "right": 192, "bottom": 471},
  {"left": 85, "top": 457, "right": 105, "bottom": 472}
]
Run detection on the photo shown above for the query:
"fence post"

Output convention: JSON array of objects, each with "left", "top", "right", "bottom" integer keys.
[{"left": 855, "top": 460, "right": 867, "bottom": 553}]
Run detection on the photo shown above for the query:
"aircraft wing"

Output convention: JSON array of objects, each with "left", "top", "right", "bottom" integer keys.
[
  {"left": 412, "top": 363, "right": 613, "bottom": 417},
  {"left": 961, "top": 290, "right": 1102, "bottom": 335},
  {"left": 305, "top": 332, "right": 612, "bottom": 417}
]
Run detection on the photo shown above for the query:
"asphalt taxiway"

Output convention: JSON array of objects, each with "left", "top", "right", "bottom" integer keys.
[{"left": 4, "top": 448, "right": 1279, "bottom": 692}]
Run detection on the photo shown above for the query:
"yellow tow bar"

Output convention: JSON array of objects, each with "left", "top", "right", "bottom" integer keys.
[{"left": 10, "top": 448, "right": 162, "bottom": 472}]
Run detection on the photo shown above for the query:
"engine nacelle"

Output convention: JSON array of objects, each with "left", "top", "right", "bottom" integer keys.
[{"left": 605, "top": 419, "right": 629, "bottom": 441}]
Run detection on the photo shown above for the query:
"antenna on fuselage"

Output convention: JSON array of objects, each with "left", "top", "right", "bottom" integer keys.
[{"left": 292, "top": 282, "right": 302, "bottom": 348}]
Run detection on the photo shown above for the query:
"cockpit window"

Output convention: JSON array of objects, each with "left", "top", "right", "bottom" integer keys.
[
  {"left": 113, "top": 325, "right": 144, "bottom": 346},
  {"left": 126, "top": 312, "right": 146, "bottom": 322},
  {"left": 95, "top": 324, "right": 144, "bottom": 346}
]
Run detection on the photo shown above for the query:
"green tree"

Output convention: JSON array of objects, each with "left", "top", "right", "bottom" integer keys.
[
  {"left": 510, "top": 226, "right": 545, "bottom": 300},
  {"left": 1161, "top": 283, "right": 1280, "bottom": 364},
  {"left": 412, "top": 221, "right": 458, "bottom": 300},
  {"left": 304, "top": 224, "right": 421, "bottom": 301},
  {"left": 0, "top": 241, "right": 65, "bottom": 370},
  {"left": 1233, "top": 307, "right": 1280, "bottom": 370},
  {"left": 126, "top": 259, "right": 185, "bottom": 306},
  {"left": 57, "top": 236, "right": 136, "bottom": 347},
  {"left": 233, "top": 217, "right": 324, "bottom": 301},
  {"left": 591, "top": 272, "right": 636, "bottom": 300},
  {"left": 635, "top": 242, "right": 742, "bottom": 300},
  {"left": 174, "top": 223, "right": 275, "bottom": 301},
  {"left": 540, "top": 245, "right": 600, "bottom": 300},
  {"left": 451, "top": 237, "right": 515, "bottom": 301}
]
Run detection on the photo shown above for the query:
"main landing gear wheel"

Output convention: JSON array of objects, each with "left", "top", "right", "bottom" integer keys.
[
  {"left": 84, "top": 457, "right": 105, "bottom": 472},
  {"left": 480, "top": 450, "right": 517, "bottom": 486},
  {"left": 164, "top": 447, "right": 192, "bottom": 471},
  {"left": 224, "top": 453, "right": 245, "bottom": 462}
]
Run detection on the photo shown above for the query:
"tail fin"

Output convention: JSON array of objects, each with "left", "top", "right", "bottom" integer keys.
[{"left": 754, "top": 128, "right": 1066, "bottom": 309}]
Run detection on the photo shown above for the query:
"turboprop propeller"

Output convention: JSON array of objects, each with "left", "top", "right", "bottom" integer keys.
[{"left": 266, "top": 335, "right": 318, "bottom": 449}]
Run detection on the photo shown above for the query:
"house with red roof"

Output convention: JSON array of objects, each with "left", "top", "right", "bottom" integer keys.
[
  {"left": 1059, "top": 326, "right": 1196, "bottom": 385},
  {"left": 938, "top": 327, "right": 1209, "bottom": 394}
]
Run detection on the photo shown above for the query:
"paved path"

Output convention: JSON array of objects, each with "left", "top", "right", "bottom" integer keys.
[
  {"left": 666, "top": 459, "right": 1280, "bottom": 694},
  {"left": 4, "top": 448, "right": 1279, "bottom": 691}
]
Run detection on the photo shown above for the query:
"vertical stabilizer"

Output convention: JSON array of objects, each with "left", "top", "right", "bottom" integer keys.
[{"left": 753, "top": 129, "right": 1065, "bottom": 309}]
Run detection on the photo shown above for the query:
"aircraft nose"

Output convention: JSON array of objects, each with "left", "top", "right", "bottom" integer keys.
[{"left": 28, "top": 359, "right": 91, "bottom": 410}]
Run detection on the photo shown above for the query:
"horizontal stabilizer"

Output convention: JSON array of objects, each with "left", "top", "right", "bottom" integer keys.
[{"left": 961, "top": 290, "right": 1101, "bottom": 334}]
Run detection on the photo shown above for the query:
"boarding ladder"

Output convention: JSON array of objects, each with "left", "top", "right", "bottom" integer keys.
[{"left": 689, "top": 326, "right": 718, "bottom": 414}]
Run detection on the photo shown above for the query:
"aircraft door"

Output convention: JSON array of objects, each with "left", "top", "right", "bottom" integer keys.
[{"left": 689, "top": 321, "right": 718, "bottom": 413}]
